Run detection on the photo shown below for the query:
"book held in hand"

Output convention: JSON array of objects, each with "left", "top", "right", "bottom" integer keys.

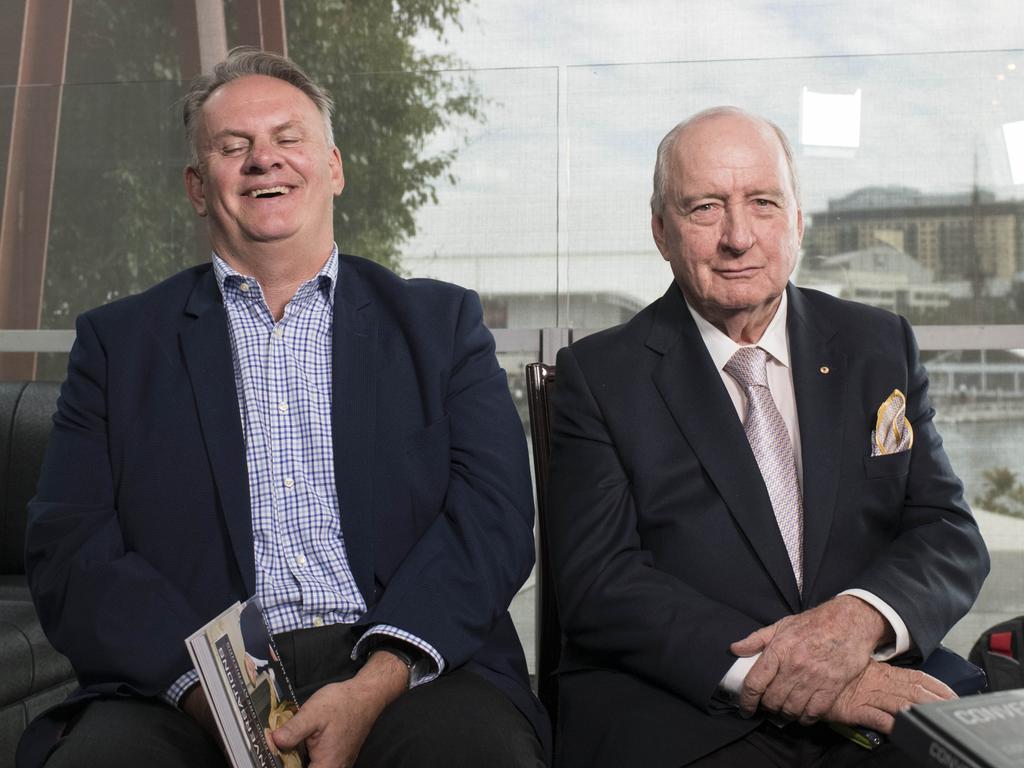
[
  {"left": 891, "top": 688, "right": 1024, "bottom": 768},
  {"left": 185, "top": 597, "right": 307, "bottom": 768}
]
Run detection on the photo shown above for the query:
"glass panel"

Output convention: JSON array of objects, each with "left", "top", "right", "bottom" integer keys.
[
  {"left": 402, "top": 67, "right": 560, "bottom": 329},
  {"left": 566, "top": 51, "right": 1024, "bottom": 329},
  {"left": 925, "top": 350, "right": 1024, "bottom": 654}
]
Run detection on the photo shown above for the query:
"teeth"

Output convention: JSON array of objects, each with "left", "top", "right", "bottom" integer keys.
[{"left": 249, "top": 186, "right": 289, "bottom": 198}]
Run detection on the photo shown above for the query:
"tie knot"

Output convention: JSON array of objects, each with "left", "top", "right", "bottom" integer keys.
[{"left": 724, "top": 346, "right": 769, "bottom": 390}]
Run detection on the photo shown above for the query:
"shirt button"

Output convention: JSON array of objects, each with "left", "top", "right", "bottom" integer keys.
[
  {"left": 312, "top": 615, "right": 324, "bottom": 627},
  {"left": 273, "top": 326, "right": 284, "bottom": 339},
  {"left": 239, "top": 282, "right": 251, "bottom": 293},
  {"left": 296, "top": 553, "right": 307, "bottom": 567},
  {"left": 283, "top": 477, "right": 295, "bottom": 489},
  {"left": 278, "top": 401, "right": 288, "bottom": 413}
]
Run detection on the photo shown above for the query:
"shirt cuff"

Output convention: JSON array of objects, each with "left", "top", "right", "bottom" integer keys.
[
  {"left": 353, "top": 625, "right": 445, "bottom": 688},
  {"left": 717, "top": 653, "right": 761, "bottom": 704},
  {"left": 839, "top": 588, "right": 911, "bottom": 660},
  {"left": 165, "top": 668, "right": 200, "bottom": 707}
]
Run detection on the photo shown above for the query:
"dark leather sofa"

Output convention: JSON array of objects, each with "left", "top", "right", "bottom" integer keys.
[{"left": 0, "top": 382, "right": 76, "bottom": 768}]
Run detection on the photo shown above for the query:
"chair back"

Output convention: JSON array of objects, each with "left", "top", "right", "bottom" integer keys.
[{"left": 525, "top": 362, "right": 560, "bottom": 720}]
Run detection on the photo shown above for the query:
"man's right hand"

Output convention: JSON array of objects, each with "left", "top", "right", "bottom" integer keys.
[
  {"left": 182, "top": 684, "right": 219, "bottom": 739},
  {"left": 826, "top": 660, "right": 955, "bottom": 734}
]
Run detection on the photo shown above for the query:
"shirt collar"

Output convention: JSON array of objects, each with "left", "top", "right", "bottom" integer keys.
[
  {"left": 211, "top": 245, "right": 339, "bottom": 306},
  {"left": 685, "top": 288, "right": 791, "bottom": 372}
]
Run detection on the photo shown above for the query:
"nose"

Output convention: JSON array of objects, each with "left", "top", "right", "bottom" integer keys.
[
  {"left": 720, "top": 204, "right": 755, "bottom": 255},
  {"left": 244, "top": 138, "right": 282, "bottom": 174}
]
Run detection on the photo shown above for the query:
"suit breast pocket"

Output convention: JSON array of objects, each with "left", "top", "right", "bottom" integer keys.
[
  {"left": 863, "top": 450, "right": 911, "bottom": 479},
  {"left": 402, "top": 415, "right": 452, "bottom": 530}
]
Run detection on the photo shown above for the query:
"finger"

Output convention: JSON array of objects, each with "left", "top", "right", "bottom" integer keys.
[
  {"left": 738, "top": 651, "right": 780, "bottom": 716},
  {"left": 799, "top": 688, "right": 840, "bottom": 726},
  {"left": 777, "top": 680, "right": 835, "bottom": 723},
  {"left": 883, "top": 672, "right": 952, "bottom": 707},
  {"left": 271, "top": 709, "right": 316, "bottom": 750},
  {"left": 850, "top": 706, "right": 897, "bottom": 735},
  {"left": 912, "top": 671, "right": 956, "bottom": 701},
  {"left": 761, "top": 673, "right": 802, "bottom": 715},
  {"left": 731, "top": 625, "right": 776, "bottom": 656}
]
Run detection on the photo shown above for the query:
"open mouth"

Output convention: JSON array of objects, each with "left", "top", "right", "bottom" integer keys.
[{"left": 247, "top": 186, "right": 290, "bottom": 199}]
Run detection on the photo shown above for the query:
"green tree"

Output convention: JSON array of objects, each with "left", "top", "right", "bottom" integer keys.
[
  {"left": 285, "top": 0, "right": 482, "bottom": 270},
  {"left": 38, "top": 0, "right": 480, "bottom": 378},
  {"left": 976, "top": 466, "right": 1024, "bottom": 519}
]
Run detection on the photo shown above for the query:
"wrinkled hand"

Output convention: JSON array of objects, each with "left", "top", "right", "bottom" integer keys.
[
  {"left": 826, "top": 660, "right": 955, "bottom": 734},
  {"left": 271, "top": 650, "right": 408, "bottom": 768},
  {"left": 730, "top": 595, "right": 890, "bottom": 723}
]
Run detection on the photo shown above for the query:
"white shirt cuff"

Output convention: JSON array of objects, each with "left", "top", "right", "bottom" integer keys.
[
  {"left": 353, "top": 625, "right": 445, "bottom": 687},
  {"left": 839, "top": 588, "right": 911, "bottom": 660},
  {"left": 718, "top": 653, "right": 761, "bottom": 703}
]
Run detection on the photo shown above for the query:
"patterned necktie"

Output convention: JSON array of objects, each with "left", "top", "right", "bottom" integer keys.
[{"left": 724, "top": 346, "right": 804, "bottom": 592}]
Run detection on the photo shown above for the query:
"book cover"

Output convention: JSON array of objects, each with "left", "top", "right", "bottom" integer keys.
[
  {"left": 891, "top": 688, "right": 1024, "bottom": 768},
  {"left": 186, "top": 598, "right": 307, "bottom": 768}
]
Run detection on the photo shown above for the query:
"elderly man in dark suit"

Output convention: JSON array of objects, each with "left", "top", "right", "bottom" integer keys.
[
  {"left": 547, "top": 106, "right": 989, "bottom": 767},
  {"left": 20, "top": 48, "right": 548, "bottom": 768}
]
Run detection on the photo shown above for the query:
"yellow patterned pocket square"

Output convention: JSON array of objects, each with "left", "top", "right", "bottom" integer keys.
[{"left": 871, "top": 389, "right": 913, "bottom": 456}]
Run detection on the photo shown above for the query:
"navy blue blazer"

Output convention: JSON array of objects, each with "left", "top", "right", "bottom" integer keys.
[
  {"left": 547, "top": 283, "right": 989, "bottom": 768},
  {"left": 20, "top": 254, "right": 549, "bottom": 766}
]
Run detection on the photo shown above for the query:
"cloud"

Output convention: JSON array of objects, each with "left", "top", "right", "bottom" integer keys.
[{"left": 405, "top": 1, "right": 1024, "bottom": 264}]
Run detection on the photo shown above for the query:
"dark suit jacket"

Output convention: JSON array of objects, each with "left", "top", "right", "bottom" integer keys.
[
  {"left": 19, "top": 254, "right": 549, "bottom": 767},
  {"left": 546, "top": 283, "right": 989, "bottom": 767}
]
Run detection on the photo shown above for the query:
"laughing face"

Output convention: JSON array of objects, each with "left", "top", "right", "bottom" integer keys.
[
  {"left": 185, "top": 74, "right": 344, "bottom": 265},
  {"left": 652, "top": 111, "right": 803, "bottom": 342}
]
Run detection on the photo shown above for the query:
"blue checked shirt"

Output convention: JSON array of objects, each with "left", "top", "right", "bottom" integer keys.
[{"left": 167, "top": 248, "right": 443, "bottom": 704}]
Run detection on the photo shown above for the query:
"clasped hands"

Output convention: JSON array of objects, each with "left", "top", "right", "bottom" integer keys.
[{"left": 729, "top": 595, "right": 955, "bottom": 734}]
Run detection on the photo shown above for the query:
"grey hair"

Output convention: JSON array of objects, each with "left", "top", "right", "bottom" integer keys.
[
  {"left": 182, "top": 47, "right": 335, "bottom": 167},
  {"left": 650, "top": 106, "right": 799, "bottom": 216}
]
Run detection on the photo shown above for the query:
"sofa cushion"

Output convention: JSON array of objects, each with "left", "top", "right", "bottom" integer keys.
[
  {"left": 0, "top": 381, "right": 60, "bottom": 576},
  {"left": 0, "top": 602, "right": 74, "bottom": 709},
  {"left": 0, "top": 576, "right": 28, "bottom": 603}
]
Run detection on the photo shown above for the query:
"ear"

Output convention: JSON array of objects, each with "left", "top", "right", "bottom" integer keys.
[
  {"left": 329, "top": 147, "right": 345, "bottom": 197},
  {"left": 795, "top": 206, "right": 804, "bottom": 245},
  {"left": 184, "top": 166, "right": 207, "bottom": 217},
  {"left": 651, "top": 213, "right": 670, "bottom": 261}
]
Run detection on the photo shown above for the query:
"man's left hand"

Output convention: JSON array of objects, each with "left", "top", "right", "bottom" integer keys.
[
  {"left": 730, "top": 595, "right": 891, "bottom": 723},
  {"left": 270, "top": 650, "right": 409, "bottom": 768}
]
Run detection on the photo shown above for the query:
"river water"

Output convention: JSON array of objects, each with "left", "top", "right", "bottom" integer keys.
[{"left": 937, "top": 417, "right": 1024, "bottom": 506}]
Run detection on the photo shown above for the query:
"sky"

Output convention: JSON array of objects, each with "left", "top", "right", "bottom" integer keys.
[{"left": 399, "top": 0, "right": 1024, "bottom": 304}]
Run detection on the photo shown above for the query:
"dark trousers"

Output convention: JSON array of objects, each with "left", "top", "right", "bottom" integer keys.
[
  {"left": 687, "top": 721, "right": 913, "bottom": 768},
  {"left": 42, "top": 624, "right": 545, "bottom": 768}
]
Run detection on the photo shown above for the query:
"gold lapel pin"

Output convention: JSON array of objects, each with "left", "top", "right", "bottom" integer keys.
[{"left": 819, "top": 365, "right": 830, "bottom": 375}]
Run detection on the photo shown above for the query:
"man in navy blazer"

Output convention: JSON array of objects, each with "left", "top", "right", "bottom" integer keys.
[
  {"left": 21, "top": 49, "right": 548, "bottom": 768},
  {"left": 547, "top": 107, "right": 989, "bottom": 767}
]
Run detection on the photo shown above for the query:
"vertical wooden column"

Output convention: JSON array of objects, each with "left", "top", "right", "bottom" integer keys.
[
  {"left": 175, "top": 0, "right": 229, "bottom": 80},
  {"left": 233, "top": 0, "right": 288, "bottom": 55},
  {"left": 0, "top": 0, "right": 73, "bottom": 380},
  {"left": 174, "top": 0, "right": 229, "bottom": 261}
]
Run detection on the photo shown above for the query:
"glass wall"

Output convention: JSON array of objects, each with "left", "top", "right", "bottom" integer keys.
[{"left": 2, "top": 0, "right": 1022, "bottom": 670}]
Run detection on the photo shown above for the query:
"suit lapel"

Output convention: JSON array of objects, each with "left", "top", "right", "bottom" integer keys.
[
  {"left": 331, "top": 263, "right": 378, "bottom": 603},
  {"left": 180, "top": 270, "right": 255, "bottom": 594},
  {"left": 650, "top": 285, "right": 801, "bottom": 611},
  {"left": 787, "top": 285, "right": 846, "bottom": 600}
]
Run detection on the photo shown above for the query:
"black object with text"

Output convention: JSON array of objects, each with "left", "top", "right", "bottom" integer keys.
[{"left": 891, "top": 688, "right": 1024, "bottom": 768}]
